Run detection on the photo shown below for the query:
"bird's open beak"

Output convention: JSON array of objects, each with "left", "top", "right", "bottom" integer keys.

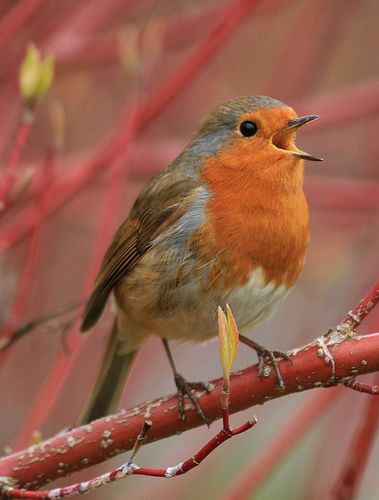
[{"left": 271, "top": 115, "right": 323, "bottom": 161}]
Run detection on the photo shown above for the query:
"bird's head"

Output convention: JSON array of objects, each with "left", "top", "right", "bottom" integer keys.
[{"left": 193, "top": 96, "right": 322, "bottom": 178}]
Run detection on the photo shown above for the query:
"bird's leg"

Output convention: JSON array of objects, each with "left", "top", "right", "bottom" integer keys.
[
  {"left": 162, "top": 339, "right": 210, "bottom": 425},
  {"left": 239, "top": 334, "right": 292, "bottom": 391}
]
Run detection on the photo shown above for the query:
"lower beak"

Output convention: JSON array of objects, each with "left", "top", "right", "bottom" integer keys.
[{"left": 272, "top": 115, "right": 323, "bottom": 162}]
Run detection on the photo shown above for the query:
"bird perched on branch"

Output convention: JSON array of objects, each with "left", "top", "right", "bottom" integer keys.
[{"left": 79, "top": 96, "right": 322, "bottom": 425}]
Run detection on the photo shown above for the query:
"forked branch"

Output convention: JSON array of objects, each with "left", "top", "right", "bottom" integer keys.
[{"left": 0, "top": 280, "right": 377, "bottom": 496}]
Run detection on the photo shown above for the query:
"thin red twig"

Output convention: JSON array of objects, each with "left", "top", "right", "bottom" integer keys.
[
  {"left": 0, "top": 148, "right": 55, "bottom": 345},
  {"left": 223, "top": 389, "right": 339, "bottom": 500},
  {"left": 0, "top": 114, "right": 34, "bottom": 210},
  {"left": 54, "top": 0, "right": 289, "bottom": 68},
  {"left": 0, "top": 399, "right": 257, "bottom": 498},
  {"left": 334, "top": 375, "right": 379, "bottom": 500},
  {"left": 342, "top": 281, "right": 379, "bottom": 330},
  {"left": 343, "top": 378, "right": 379, "bottom": 395}
]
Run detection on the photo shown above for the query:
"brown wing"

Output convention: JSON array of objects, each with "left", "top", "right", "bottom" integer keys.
[{"left": 80, "top": 177, "right": 198, "bottom": 332}]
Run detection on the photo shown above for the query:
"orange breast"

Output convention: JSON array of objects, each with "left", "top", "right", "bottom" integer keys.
[{"left": 199, "top": 143, "right": 310, "bottom": 290}]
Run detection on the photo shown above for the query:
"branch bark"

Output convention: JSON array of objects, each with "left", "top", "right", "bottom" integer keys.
[{"left": 0, "top": 331, "right": 378, "bottom": 490}]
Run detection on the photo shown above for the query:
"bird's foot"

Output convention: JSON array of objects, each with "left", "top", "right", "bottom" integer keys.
[
  {"left": 255, "top": 345, "right": 292, "bottom": 391},
  {"left": 239, "top": 335, "right": 291, "bottom": 391},
  {"left": 174, "top": 373, "right": 211, "bottom": 426}
]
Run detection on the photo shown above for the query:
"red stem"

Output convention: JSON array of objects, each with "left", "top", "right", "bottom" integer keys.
[
  {"left": 342, "top": 281, "right": 379, "bottom": 329},
  {"left": 0, "top": 116, "right": 34, "bottom": 209},
  {"left": 0, "top": 412, "right": 257, "bottom": 498},
  {"left": 222, "top": 280, "right": 379, "bottom": 499},
  {"left": 0, "top": 148, "right": 55, "bottom": 343},
  {"left": 0, "top": 331, "right": 378, "bottom": 489},
  {"left": 343, "top": 378, "right": 379, "bottom": 395},
  {"left": 224, "top": 389, "right": 339, "bottom": 500},
  {"left": 334, "top": 375, "right": 379, "bottom": 500}
]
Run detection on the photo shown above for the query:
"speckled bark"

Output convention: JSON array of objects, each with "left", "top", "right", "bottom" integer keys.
[{"left": 0, "top": 331, "right": 378, "bottom": 490}]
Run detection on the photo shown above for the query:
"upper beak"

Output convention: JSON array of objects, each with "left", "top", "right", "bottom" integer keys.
[{"left": 272, "top": 115, "right": 323, "bottom": 162}]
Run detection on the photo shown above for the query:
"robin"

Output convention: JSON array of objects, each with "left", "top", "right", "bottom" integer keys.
[{"left": 79, "top": 96, "right": 322, "bottom": 425}]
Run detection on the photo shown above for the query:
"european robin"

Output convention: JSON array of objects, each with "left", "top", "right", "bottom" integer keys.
[{"left": 79, "top": 96, "right": 322, "bottom": 425}]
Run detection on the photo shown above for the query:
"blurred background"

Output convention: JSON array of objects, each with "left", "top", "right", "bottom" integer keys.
[{"left": 0, "top": 0, "right": 378, "bottom": 498}]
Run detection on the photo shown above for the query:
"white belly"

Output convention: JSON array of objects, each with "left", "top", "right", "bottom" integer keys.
[
  {"left": 153, "top": 267, "right": 288, "bottom": 342},
  {"left": 226, "top": 267, "right": 289, "bottom": 332}
]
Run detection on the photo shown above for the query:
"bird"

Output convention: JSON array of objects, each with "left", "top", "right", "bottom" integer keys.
[{"left": 78, "top": 95, "right": 322, "bottom": 426}]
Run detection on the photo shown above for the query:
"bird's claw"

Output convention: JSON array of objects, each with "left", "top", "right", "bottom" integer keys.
[
  {"left": 174, "top": 373, "right": 211, "bottom": 426},
  {"left": 255, "top": 346, "right": 292, "bottom": 391}
]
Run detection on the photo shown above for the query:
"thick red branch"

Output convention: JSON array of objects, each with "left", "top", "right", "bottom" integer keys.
[{"left": 0, "top": 332, "right": 378, "bottom": 489}]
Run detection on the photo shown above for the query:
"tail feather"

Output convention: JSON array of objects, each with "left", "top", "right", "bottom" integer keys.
[{"left": 77, "top": 320, "right": 137, "bottom": 425}]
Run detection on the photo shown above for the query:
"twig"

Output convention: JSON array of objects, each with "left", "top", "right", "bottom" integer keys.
[
  {"left": 0, "top": 302, "right": 82, "bottom": 352},
  {"left": 0, "top": 397, "right": 257, "bottom": 498},
  {"left": 342, "top": 284, "right": 379, "bottom": 330},
  {"left": 222, "top": 279, "right": 379, "bottom": 499},
  {"left": 343, "top": 378, "right": 379, "bottom": 395},
  {"left": 0, "top": 113, "right": 34, "bottom": 210},
  {"left": 334, "top": 375, "right": 379, "bottom": 500},
  {"left": 223, "top": 389, "right": 339, "bottom": 500}
]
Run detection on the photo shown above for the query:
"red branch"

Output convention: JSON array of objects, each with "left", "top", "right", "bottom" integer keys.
[
  {"left": 0, "top": 405, "right": 257, "bottom": 498},
  {"left": 343, "top": 378, "right": 379, "bottom": 395},
  {"left": 342, "top": 284, "right": 379, "bottom": 330},
  {"left": 224, "top": 388, "right": 340, "bottom": 500},
  {"left": 0, "top": 331, "right": 378, "bottom": 490},
  {"left": 0, "top": 279, "right": 377, "bottom": 494},
  {"left": 0, "top": 114, "right": 34, "bottom": 210},
  {"left": 334, "top": 375, "right": 379, "bottom": 500},
  {"left": 0, "top": 148, "right": 55, "bottom": 343},
  {"left": 222, "top": 279, "right": 379, "bottom": 499}
]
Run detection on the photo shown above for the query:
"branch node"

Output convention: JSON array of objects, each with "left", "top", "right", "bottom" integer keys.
[
  {"left": 165, "top": 462, "right": 184, "bottom": 478},
  {"left": 316, "top": 336, "right": 337, "bottom": 384}
]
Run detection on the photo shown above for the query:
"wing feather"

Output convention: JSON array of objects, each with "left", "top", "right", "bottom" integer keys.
[{"left": 80, "top": 178, "right": 199, "bottom": 331}]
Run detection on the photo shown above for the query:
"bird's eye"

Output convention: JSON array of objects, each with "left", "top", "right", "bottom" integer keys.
[{"left": 239, "top": 121, "right": 258, "bottom": 137}]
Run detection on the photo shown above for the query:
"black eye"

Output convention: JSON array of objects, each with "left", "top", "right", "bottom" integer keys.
[{"left": 239, "top": 121, "right": 258, "bottom": 137}]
